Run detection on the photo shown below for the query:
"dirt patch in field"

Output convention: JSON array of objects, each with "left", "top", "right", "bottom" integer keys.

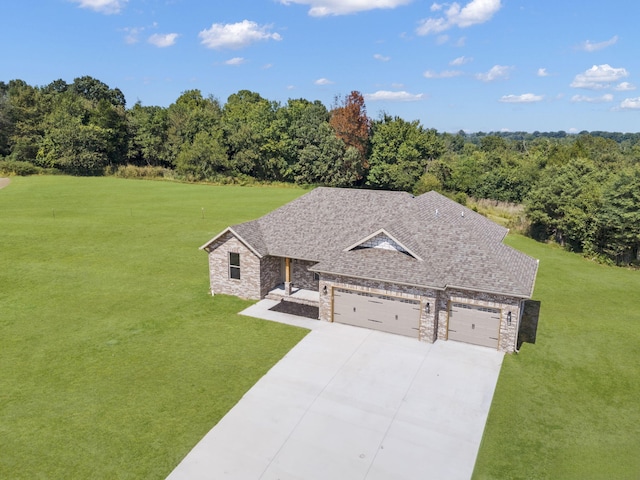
[{"left": 0, "top": 178, "right": 10, "bottom": 189}]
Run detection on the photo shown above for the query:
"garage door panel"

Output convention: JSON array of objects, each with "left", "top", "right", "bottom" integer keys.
[
  {"left": 333, "top": 290, "right": 420, "bottom": 338},
  {"left": 448, "top": 303, "right": 500, "bottom": 349},
  {"left": 447, "top": 330, "right": 499, "bottom": 349}
]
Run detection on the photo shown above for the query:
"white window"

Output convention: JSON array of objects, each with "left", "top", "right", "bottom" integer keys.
[{"left": 229, "top": 252, "right": 240, "bottom": 280}]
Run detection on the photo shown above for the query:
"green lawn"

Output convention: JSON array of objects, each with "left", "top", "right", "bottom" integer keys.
[
  {"left": 474, "top": 235, "right": 640, "bottom": 479},
  {"left": 0, "top": 176, "right": 308, "bottom": 479},
  {"left": 3, "top": 177, "right": 639, "bottom": 479}
]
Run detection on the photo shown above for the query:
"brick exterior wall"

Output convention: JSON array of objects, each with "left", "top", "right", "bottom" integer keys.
[
  {"left": 291, "top": 259, "right": 319, "bottom": 291},
  {"left": 319, "top": 274, "right": 522, "bottom": 353},
  {"left": 318, "top": 274, "right": 439, "bottom": 343},
  {"left": 206, "top": 231, "right": 261, "bottom": 300},
  {"left": 206, "top": 233, "right": 318, "bottom": 300},
  {"left": 443, "top": 288, "right": 522, "bottom": 353},
  {"left": 260, "top": 256, "right": 282, "bottom": 298},
  {"left": 205, "top": 232, "right": 522, "bottom": 352}
]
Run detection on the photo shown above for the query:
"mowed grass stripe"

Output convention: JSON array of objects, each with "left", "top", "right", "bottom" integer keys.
[
  {"left": 0, "top": 176, "right": 308, "bottom": 479},
  {"left": 473, "top": 235, "right": 640, "bottom": 479}
]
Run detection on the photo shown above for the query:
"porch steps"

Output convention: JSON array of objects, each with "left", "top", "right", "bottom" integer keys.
[{"left": 265, "top": 293, "right": 319, "bottom": 307}]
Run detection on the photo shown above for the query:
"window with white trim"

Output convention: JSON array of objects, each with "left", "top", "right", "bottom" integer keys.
[{"left": 229, "top": 252, "right": 241, "bottom": 280}]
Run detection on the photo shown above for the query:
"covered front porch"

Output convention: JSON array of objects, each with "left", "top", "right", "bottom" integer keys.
[{"left": 263, "top": 255, "right": 320, "bottom": 307}]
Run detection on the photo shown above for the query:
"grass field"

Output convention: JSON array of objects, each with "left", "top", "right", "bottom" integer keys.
[
  {"left": 2, "top": 177, "right": 639, "bottom": 479},
  {"left": 0, "top": 176, "right": 308, "bottom": 479},
  {"left": 473, "top": 235, "right": 640, "bottom": 479}
]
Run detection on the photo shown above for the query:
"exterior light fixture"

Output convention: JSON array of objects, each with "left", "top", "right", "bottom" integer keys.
[
  {"left": 426, "top": 302, "right": 431, "bottom": 313},
  {"left": 323, "top": 285, "right": 327, "bottom": 295},
  {"left": 507, "top": 311, "right": 512, "bottom": 326}
]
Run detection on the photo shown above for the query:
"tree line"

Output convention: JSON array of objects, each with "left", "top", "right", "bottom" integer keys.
[{"left": 1, "top": 76, "right": 639, "bottom": 265}]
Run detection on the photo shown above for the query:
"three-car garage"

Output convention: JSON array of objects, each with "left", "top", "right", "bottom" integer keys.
[{"left": 331, "top": 288, "right": 504, "bottom": 350}]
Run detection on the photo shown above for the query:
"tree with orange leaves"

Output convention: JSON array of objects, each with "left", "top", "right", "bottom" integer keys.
[{"left": 329, "top": 91, "right": 371, "bottom": 170}]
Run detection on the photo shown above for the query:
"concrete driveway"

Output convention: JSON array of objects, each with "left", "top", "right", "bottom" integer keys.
[{"left": 167, "top": 300, "right": 504, "bottom": 480}]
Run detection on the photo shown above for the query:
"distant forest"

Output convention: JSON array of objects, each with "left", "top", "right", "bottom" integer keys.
[{"left": 1, "top": 76, "right": 639, "bottom": 265}]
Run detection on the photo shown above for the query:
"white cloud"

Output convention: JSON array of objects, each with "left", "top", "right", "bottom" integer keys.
[
  {"left": 454, "top": 36, "right": 466, "bottom": 47},
  {"left": 314, "top": 78, "right": 334, "bottom": 85},
  {"left": 279, "top": 0, "right": 412, "bottom": 16},
  {"left": 123, "top": 27, "right": 142, "bottom": 44},
  {"left": 450, "top": 55, "right": 472, "bottom": 66},
  {"left": 537, "top": 68, "right": 549, "bottom": 77},
  {"left": 148, "top": 33, "right": 179, "bottom": 48},
  {"left": 364, "top": 90, "right": 425, "bottom": 101},
  {"left": 475, "top": 65, "right": 511, "bottom": 82},
  {"left": 570, "top": 64, "right": 628, "bottom": 90},
  {"left": 614, "top": 82, "right": 636, "bottom": 92},
  {"left": 431, "top": 3, "right": 444, "bottom": 11},
  {"left": 499, "top": 93, "right": 544, "bottom": 103},
  {"left": 199, "top": 20, "right": 282, "bottom": 50},
  {"left": 579, "top": 35, "right": 618, "bottom": 52},
  {"left": 570, "top": 94, "right": 614, "bottom": 103},
  {"left": 424, "top": 69, "right": 463, "bottom": 79},
  {"left": 620, "top": 97, "right": 640, "bottom": 109},
  {"left": 417, "top": 0, "right": 502, "bottom": 35},
  {"left": 71, "top": 0, "right": 126, "bottom": 14},
  {"left": 374, "top": 53, "right": 391, "bottom": 62},
  {"left": 225, "top": 57, "right": 246, "bottom": 66}
]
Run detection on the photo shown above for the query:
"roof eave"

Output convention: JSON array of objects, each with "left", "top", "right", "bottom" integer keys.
[
  {"left": 199, "top": 226, "right": 264, "bottom": 258},
  {"left": 528, "top": 259, "right": 540, "bottom": 298},
  {"left": 444, "top": 283, "right": 532, "bottom": 299},
  {"left": 309, "top": 266, "right": 445, "bottom": 291}
]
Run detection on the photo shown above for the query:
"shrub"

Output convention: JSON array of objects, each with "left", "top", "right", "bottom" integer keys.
[
  {"left": 108, "top": 165, "right": 174, "bottom": 180},
  {"left": 0, "top": 159, "right": 40, "bottom": 176}
]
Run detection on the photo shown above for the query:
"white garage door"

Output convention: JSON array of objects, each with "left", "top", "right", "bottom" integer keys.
[
  {"left": 448, "top": 302, "right": 501, "bottom": 349},
  {"left": 333, "top": 289, "right": 421, "bottom": 338}
]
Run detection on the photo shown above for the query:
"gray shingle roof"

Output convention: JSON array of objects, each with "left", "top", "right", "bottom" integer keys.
[{"left": 203, "top": 187, "right": 538, "bottom": 298}]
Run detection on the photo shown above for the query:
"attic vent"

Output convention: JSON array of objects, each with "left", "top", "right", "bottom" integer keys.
[{"left": 359, "top": 232, "right": 408, "bottom": 253}]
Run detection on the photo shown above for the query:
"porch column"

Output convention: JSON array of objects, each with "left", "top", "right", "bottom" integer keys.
[{"left": 284, "top": 257, "right": 292, "bottom": 295}]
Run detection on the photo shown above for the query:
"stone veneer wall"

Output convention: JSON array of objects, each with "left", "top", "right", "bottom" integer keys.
[
  {"left": 205, "top": 234, "right": 523, "bottom": 352},
  {"left": 318, "top": 274, "right": 439, "bottom": 343},
  {"left": 319, "top": 274, "right": 523, "bottom": 352},
  {"left": 291, "top": 259, "right": 319, "bottom": 291},
  {"left": 260, "top": 256, "right": 282, "bottom": 298},
  {"left": 206, "top": 231, "right": 261, "bottom": 300},
  {"left": 439, "top": 288, "right": 522, "bottom": 353}
]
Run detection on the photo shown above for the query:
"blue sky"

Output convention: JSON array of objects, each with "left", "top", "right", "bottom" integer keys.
[{"left": 2, "top": 0, "right": 639, "bottom": 132}]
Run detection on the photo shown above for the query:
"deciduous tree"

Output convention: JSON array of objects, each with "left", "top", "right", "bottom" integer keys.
[
  {"left": 221, "top": 90, "right": 277, "bottom": 179},
  {"left": 329, "top": 91, "right": 370, "bottom": 173},
  {"left": 594, "top": 167, "right": 640, "bottom": 263},
  {"left": 367, "top": 115, "right": 444, "bottom": 191},
  {"left": 525, "top": 158, "right": 603, "bottom": 251}
]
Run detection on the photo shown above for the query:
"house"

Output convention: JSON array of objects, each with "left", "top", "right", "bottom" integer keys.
[{"left": 200, "top": 187, "right": 539, "bottom": 353}]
